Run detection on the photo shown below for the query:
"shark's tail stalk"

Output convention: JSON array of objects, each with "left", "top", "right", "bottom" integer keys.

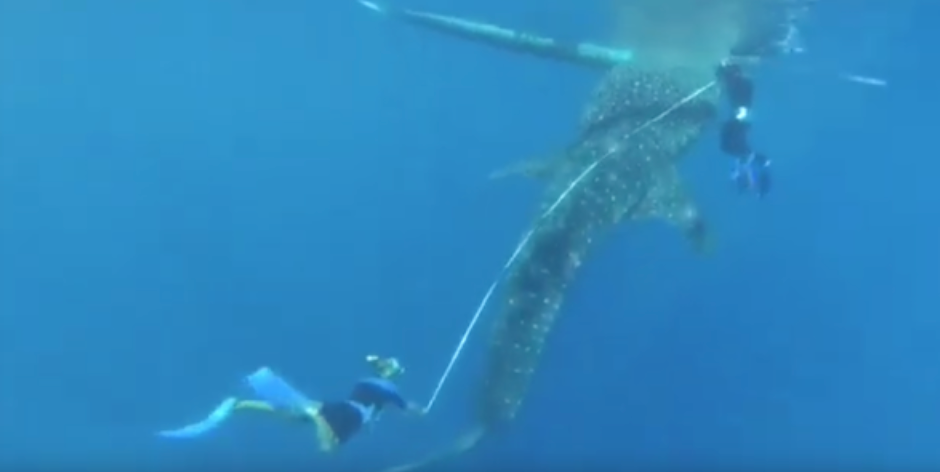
[
  {"left": 356, "top": 1, "right": 633, "bottom": 70},
  {"left": 381, "top": 425, "right": 488, "bottom": 472}
]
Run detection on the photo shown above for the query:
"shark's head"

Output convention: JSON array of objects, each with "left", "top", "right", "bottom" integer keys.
[
  {"left": 732, "top": 2, "right": 809, "bottom": 60},
  {"left": 607, "top": 0, "right": 816, "bottom": 70},
  {"left": 608, "top": 0, "right": 747, "bottom": 69}
]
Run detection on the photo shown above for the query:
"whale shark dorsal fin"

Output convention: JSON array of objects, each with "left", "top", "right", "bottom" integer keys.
[{"left": 488, "top": 154, "right": 564, "bottom": 181}]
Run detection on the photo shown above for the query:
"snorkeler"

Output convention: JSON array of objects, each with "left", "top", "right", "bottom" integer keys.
[
  {"left": 716, "top": 60, "right": 772, "bottom": 198},
  {"left": 157, "top": 355, "right": 425, "bottom": 452}
]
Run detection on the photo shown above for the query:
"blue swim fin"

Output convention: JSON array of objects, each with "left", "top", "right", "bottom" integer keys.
[
  {"left": 245, "top": 367, "right": 313, "bottom": 412},
  {"left": 157, "top": 396, "right": 238, "bottom": 439}
]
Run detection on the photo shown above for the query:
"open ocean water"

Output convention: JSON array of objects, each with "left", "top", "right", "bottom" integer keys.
[{"left": 1, "top": 0, "right": 937, "bottom": 469}]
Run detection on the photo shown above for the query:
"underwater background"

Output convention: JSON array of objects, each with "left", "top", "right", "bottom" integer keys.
[{"left": 0, "top": 0, "right": 936, "bottom": 469}]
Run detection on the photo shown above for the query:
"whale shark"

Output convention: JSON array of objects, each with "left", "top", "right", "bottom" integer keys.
[
  {"left": 475, "top": 0, "right": 822, "bottom": 428},
  {"left": 478, "top": 61, "right": 720, "bottom": 427},
  {"left": 385, "top": 65, "right": 720, "bottom": 472},
  {"left": 362, "top": 1, "right": 819, "bottom": 469}
]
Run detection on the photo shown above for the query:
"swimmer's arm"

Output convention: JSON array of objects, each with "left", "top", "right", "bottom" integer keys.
[
  {"left": 380, "top": 387, "right": 425, "bottom": 416},
  {"left": 404, "top": 401, "right": 427, "bottom": 416}
]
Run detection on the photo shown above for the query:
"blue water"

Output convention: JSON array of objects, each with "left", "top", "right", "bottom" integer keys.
[{"left": 0, "top": 0, "right": 936, "bottom": 469}]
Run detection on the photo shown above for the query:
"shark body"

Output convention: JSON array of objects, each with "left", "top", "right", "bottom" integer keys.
[
  {"left": 480, "top": 63, "right": 719, "bottom": 426},
  {"left": 383, "top": 65, "right": 720, "bottom": 472}
]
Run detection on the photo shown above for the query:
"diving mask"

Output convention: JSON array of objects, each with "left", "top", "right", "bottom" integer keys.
[{"left": 366, "top": 354, "right": 405, "bottom": 379}]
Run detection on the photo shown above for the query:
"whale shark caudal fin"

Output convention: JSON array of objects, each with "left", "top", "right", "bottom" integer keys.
[
  {"left": 380, "top": 425, "right": 487, "bottom": 472},
  {"left": 356, "top": 2, "right": 632, "bottom": 70}
]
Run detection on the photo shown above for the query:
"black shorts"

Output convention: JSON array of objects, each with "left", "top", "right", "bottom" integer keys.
[{"left": 318, "top": 401, "right": 367, "bottom": 444}]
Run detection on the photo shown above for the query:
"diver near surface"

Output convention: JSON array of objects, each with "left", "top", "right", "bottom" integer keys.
[
  {"left": 717, "top": 60, "right": 772, "bottom": 198},
  {"left": 157, "top": 355, "right": 425, "bottom": 452}
]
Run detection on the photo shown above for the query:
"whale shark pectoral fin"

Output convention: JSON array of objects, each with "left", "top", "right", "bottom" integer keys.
[
  {"left": 660, "top": 191, "right": 710, "bottom": 254},
  {"left": 489, "top": 154, "right": 564, "bottom": 182},
  {"left": 633, "top": 167, "right": 712, "bottom": 254}
]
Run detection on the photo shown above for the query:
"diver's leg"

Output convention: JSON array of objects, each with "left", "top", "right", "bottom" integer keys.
[
  {"left": 233, "top": 400, "right": 278, "bottom": 412},
  {"left": 309, "top": 403, "right": 340, "bottom": 452},
  {"left": 720, "top": 119, "right": 751, "bottom": 157},
  {"left": 238, "top": 399, "right": 330, "bottom": 425},
  {"left": 311, "top": 402, "right": 365, "bottom": 452}
]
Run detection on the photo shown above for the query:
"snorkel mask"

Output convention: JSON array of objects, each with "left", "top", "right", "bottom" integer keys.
[{"left": 366, "top": 354, "right": 405, "bottom": 379}]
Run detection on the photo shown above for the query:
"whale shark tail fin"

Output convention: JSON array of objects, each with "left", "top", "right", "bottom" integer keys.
[{"left": 381, "top": 425, "right": 488, "bottom": 472}]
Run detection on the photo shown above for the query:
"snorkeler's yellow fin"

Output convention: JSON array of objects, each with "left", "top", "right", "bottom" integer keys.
[{"left": 381, "top": 425, "right": 487, "bottom": 472}]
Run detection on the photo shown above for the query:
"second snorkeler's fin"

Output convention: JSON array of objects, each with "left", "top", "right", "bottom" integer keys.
[
  {"left": 157, "top": 397, "right": 239, "bottom": 439},
  {"left": 356, "top": 1, "right": 632, "bottom": 70},
  {"left": 245, "top": 367, "right": 314, "bottom": 412}
]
